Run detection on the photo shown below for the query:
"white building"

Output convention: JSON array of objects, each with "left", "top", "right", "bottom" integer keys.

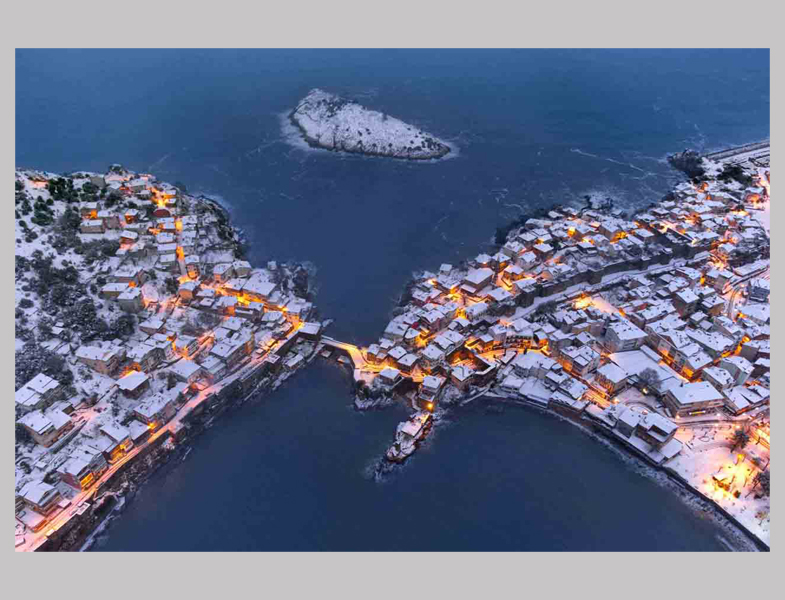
[
  {"left": 605, "top": 319, "right": 648, "bottom": 353},
  {"left": 664, "top": 381, "right": 724, "bottom": 417},
  {"left": 15, "top": 373, "right": 62, "bottom": 413}
]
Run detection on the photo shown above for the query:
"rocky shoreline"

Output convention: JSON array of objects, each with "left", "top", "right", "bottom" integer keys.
[
  {"left": 348, "top": 144, "right": 770, "bottom": 550},
  {"left": 289, "top": 88, "right": 451, "bottom": 160},
  {"left": 78, "top": 345, "right": 322, "bottom": 552},
  {"left": 485, "top": 392, "right": 767, "bottom": 552},
  {"left": 15, "top": 139, "right": 770, "bottom": 552},
  {"left": 14, "top": 166, "right": 325, "bottom": 552}
]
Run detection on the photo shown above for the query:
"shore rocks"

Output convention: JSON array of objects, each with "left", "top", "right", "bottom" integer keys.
[{"left": 290, "top": 88, "right": 451, "bottom": 160}]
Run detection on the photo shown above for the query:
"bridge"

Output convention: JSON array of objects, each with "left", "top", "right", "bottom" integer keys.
[
  {"left": 320, "top": 336, "right": 403, "bottom": 384},
  {"left": 321, "top": 336, "right": 387, "bottom": 384},
  {"left": 321, "top": 336, "right": 368, "bottom": 369}
]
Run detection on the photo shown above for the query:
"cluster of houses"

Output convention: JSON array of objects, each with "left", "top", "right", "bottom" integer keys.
[
  {"left": 14, "top": 157, "right": 771, "bottom": 542},
  {"left": 364, "top": 160, "right": 770, "bottom": 465},
  {"left": 15, "top": 168, "right": 323, "bottom": 536}
]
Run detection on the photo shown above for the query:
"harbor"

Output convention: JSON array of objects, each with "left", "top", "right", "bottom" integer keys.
[{"left": 15, "top": 48, "right": 770, "bottom": 552}]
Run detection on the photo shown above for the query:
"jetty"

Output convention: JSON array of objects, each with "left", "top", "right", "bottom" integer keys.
[{"left": 703, "top": 140, "right": 770, "bottom": 168}]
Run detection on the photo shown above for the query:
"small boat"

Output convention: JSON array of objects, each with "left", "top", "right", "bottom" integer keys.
[{"left": 385, "top": 412, "right": 432, "bottom": 463}]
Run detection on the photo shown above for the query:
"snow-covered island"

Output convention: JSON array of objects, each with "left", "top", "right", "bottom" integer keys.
[{"left": 290, "top": 88, "right": 452, "bottom": 160}]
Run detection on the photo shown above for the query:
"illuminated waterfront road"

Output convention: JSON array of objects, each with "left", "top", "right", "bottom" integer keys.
[
  {"left": 16, "top": 426, "right": 168, "bottom": 553},
  {"left": 725, "top": 265, "right": 769, "bottom": 318},
  {"left": 16, "top": 326, "right": 304, "bottom": 552}
]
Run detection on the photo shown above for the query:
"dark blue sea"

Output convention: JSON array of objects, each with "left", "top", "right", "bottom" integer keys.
[{"left": 16, "top": 49, "right": 769, "bottom": 551}]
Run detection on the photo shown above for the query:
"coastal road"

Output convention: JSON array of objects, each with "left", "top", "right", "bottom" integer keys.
[
  {"left": 16, "top": 424, "right": 170, "bottom": 553},
  {"left": 725, "top": 265, "right": 769, "bottom": 318},
  {"left": 16, "top": 324, "right": 305, "bottom": 553},
  {"left": 726, "top": 286, "right": 744, "bottom": 319}
]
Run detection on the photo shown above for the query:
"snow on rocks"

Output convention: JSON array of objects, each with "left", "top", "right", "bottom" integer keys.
[{"left": 290, "top": 88, "right": 451, "bottom": 160}]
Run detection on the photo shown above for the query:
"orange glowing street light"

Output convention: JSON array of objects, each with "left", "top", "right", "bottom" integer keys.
[{"left": 573, "top": 294, "right": 592, "bottom": 310}]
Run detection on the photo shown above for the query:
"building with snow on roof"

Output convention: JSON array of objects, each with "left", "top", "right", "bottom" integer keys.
[{"left": 663, "top": 381, "right": 724, "bottom": 417}]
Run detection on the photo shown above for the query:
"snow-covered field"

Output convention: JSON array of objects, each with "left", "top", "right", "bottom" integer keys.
[{"left": 669, "top": 425, "right": 770, "bottom": 546}]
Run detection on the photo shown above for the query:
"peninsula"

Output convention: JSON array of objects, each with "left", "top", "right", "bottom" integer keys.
[
  {"left": 290, "top": 88, "right": 451, "bottom": 160},
  {"left": 14, "top": 166, "right": 324, "bottom": 551},
  {"left": 327, "top": 143, "right": 771, "bottom": 548}
]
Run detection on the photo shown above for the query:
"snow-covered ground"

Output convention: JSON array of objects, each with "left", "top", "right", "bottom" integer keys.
[
  {"left": 752, "top": 200, "right": 770, "bottom": 236},
  {"left": 669, "top": 424, "right": 770, "bottom": 546}
]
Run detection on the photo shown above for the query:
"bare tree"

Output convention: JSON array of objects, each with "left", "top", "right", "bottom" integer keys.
[
  {"left": 196, "top": 311, "right": 221, "bottom": 330},
  {"left": 638, "top": 367, "right": 660, "bottom": 391},
  {"left": 753, "top": 470, "right": 770, "bottom": 496},
  {"left": 180, "top": 318, "right": 203, "bottom": 338},
  {"left": 731, "top": 428, "right": 750, "bottom": 451}
]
